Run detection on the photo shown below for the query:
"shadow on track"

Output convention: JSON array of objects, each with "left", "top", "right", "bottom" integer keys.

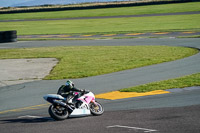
[
  {"left": 0, "top": 115, "right": 92, "bottom": 124},
  {"left": 0, "top": 117, "right": 54, "bottom": 124}
]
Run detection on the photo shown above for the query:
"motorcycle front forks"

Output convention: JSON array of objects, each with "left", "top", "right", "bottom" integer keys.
[{"left": 90, "top": 100, "right": 98, "bottom": 109}]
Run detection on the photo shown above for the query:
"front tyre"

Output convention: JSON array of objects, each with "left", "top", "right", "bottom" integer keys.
[
  {"left": 89, "top": 101, "right": 104, "bottom": 116},
  {"left": 48, "top": 105, "right": 69, "bottom": 120}
]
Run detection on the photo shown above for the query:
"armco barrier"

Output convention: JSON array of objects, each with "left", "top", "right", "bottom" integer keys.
[{"left": 0, "top": 30, "right": 17, "bottom": 43}]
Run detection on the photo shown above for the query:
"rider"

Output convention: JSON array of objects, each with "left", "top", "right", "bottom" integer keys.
[{"left": 57, "top": 80, "right": 85, "bottom": 108}]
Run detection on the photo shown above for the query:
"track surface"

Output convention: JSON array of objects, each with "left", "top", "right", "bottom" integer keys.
[
  {"left": 0, "top": 38, "right": 200, "bottom": 132},
  {"left": 18, "top": 31, "right": 200, "bottom": 39},
  {"left": 0, "top": 105, "right": 200, "bottom": 133}
]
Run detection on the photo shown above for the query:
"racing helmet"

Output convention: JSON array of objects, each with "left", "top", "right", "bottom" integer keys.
[{"left": 66, "top": 80, "right": 74, "bottom": 89}]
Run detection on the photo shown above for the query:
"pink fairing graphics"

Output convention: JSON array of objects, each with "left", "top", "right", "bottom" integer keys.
[
  {"left": 78, "top": 92, "right": 95, "bottom": 104},
  {"left": 74, "top": 92, "right": 79, "bottom": 95}
]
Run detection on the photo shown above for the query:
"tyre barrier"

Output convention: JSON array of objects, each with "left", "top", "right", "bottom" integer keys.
[{"left": 0, "top": 30, "right": 17, "bottom": 43}]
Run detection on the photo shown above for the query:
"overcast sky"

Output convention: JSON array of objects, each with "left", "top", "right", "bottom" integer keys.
[{"left": 0, "top": 0, "right": 30, "bottom": 7}]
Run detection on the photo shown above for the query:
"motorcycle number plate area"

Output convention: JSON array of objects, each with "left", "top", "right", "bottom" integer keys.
[{"left": 69, "top": 109, "right": 91, "bottom": 118}]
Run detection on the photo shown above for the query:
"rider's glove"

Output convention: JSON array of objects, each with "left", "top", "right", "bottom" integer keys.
[{"left": 80, "top": 89, "right": 85, "bottom": 94}]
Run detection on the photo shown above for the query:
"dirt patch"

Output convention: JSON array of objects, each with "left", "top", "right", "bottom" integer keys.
[{"left": 0, "top": 58, "right": 58, "bottom": 87}]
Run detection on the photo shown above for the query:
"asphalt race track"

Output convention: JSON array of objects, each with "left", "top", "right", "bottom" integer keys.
[{"left": 0, "top": 38, "right": 200, "bottom": 133}]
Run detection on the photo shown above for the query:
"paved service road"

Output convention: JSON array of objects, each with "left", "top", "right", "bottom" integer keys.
[
  {"left": 0, "top": 38, "right": 200, "bottom": 49},
  {"left": 0, "top": 38, "right": 200, "bottom": 132}
]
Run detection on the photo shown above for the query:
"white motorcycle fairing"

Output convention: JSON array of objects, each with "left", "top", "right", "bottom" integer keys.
[{"left": 69, "top": 104, "right": 91, "bottom": 117}]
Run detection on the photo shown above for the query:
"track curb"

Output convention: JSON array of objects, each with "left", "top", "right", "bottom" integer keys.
[{"left": 95, "top": 90, "right": 170, "bottom": 100}]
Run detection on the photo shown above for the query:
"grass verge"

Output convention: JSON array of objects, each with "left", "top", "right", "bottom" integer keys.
[
  {"left": 177, "top": 35, "right": 200, "bottom": 38},
  {"left": 1, "top": 14, "right": 200, "bottom": 35},
  {"left": 120, "top": 73, "right": 200, "bottom": 93},
  {"left": 0, "top": 2, "right": 199, "bottom": 20},
  {"left": 0, "top": 46, "right": 198, "bottom": 79},
  {"left": 17, "top": 37, "right": 115, "bottom": 41}
]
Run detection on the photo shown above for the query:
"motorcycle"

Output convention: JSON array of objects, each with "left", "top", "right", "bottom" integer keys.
[{"left": 43, "top": 90, "right": 104, "bottom": 120}]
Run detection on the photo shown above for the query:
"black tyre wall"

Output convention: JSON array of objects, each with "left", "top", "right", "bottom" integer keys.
[{"left": 0, "top": 30, "right": 17, "bottom": 43}]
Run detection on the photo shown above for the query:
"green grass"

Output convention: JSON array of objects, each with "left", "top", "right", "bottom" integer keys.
[
  {"left": 0, "top": 46, "right": 198, "bottom": 79},
  {"left": 120, "top": 73, "right": 200, "bottom": 92},
  {"left": 0, "top": 2, "right": 199, "bottom": 20},
  {"left": 177, "top": 35, "right": 200, "bottom": 38},
  {"left": 1, "top": 14, "right": 200, "bottom": 35},
  {"left": 17, "top": 38, "right": 96, "bottom": 41},
  {"left": 1, "top": 2, "right": 199, "bottom": 36}
]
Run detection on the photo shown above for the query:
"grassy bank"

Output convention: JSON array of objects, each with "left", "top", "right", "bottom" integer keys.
[
  {"left": 0, "top": 46, "right": 198, "bottom": 79},
  {"left": 120, "top": 73, "right": 200, "bottom": 92},
  {"left": 1, "top": 14, "right": 200, "bottom": 35},
  {"left": 1, "top": 2, "right": 199, "bottom": 36},
  {"left": 0, "top": 2, "right": 199, "bottom": 20}
]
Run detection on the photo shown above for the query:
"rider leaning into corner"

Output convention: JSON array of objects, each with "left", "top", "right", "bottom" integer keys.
[{"left": 57, "top": 80, "right": 86, "bottom": 108}]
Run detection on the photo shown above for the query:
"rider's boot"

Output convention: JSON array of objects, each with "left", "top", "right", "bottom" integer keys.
[{"left": 76, "top": 101, "right": 83, "bottom": 108}]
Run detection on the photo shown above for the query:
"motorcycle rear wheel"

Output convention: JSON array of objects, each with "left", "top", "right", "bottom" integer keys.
[
  {"left": 89, "top": 101, "right": 104, "bottom": 116},
  {"left": 48, "top": 105, "right": 69, "bottom": 120}
]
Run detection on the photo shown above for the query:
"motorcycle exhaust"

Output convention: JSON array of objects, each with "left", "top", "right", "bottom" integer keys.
[
  {"left": 53, "top": 100, "right": 74, "bottom": 111},
  {"left": 53, "top": 100, "right": 67, "bottom": 107}
]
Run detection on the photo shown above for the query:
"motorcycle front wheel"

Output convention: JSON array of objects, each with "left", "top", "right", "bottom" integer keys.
[
  {"left": 48, "top": 105, "right": 69, "bottom": 120},
  {"left": 89, "top": 101, "right": 104, "bottom": 116}
]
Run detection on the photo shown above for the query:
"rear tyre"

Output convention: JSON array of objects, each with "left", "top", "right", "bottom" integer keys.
[
  {"left": 48, "top": 105, "right": 69, "bottom": 120},
  {"left": 89, "top": 101, "right": 104, "bottom": 116}
]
